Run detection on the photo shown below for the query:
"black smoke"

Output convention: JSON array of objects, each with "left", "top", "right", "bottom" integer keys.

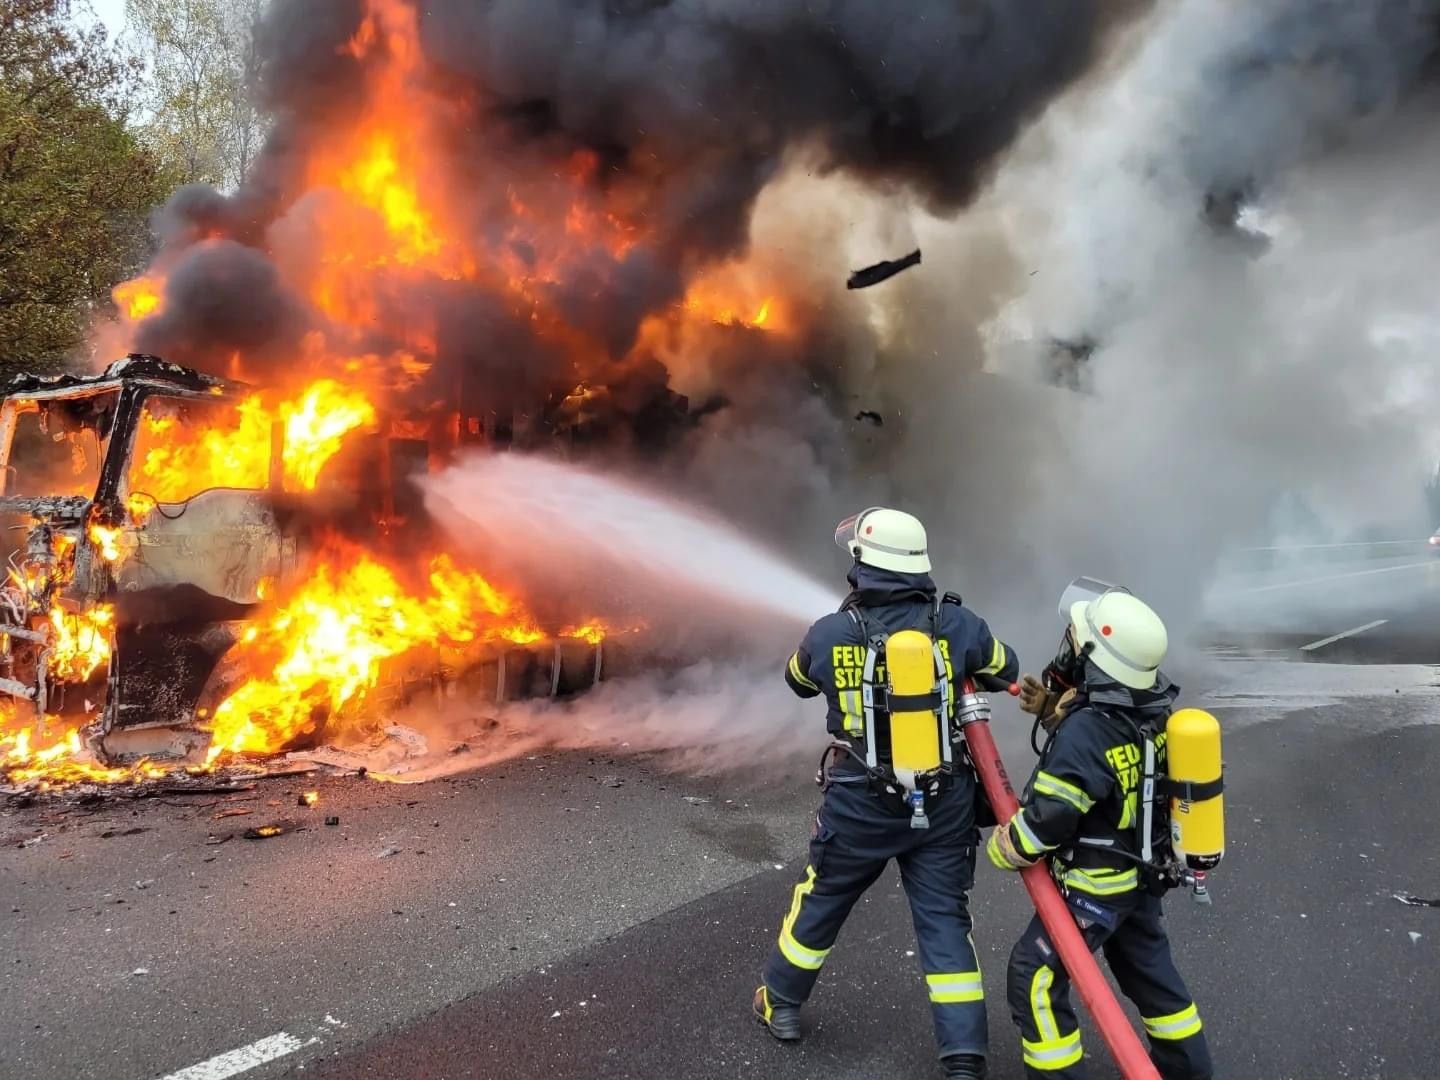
[{"left": 130, "top": 0, "right": 1144, "bottom": 436}]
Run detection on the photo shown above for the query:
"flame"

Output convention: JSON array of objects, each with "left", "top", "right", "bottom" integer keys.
[
  {"left": 202, "top": 548, "right": 554, "bottom": 765},
  {"left": 1, "top": 722, "right": 168, "bottom": 788},
  {"left": 47, "top": 606, "right": 114, "bottom": 682},
  {"left": 57, "top": 0, "right": 802, "bottom": 789},
  {"left": 113, "top": 276, "right": 165, "bottom": 321},
  {"left": 562, "top": 622, "right": 607, "bottom": 646},
  {"left": 128, "top": 380, "right": 376, "bottom": 505},
  {"left": 88, "top": 522, "right": 126, "bottom": 564}
]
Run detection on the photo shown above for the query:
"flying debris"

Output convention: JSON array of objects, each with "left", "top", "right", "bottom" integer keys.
[
  {"left": 854, "top": 410, "right": 884, "bottom": 427},
  {"left": 847, "top": 249, "right": 923, "bottom": 290},
  {"left": 1393, "top": 894, "right": 1440, "bottom": 908}
]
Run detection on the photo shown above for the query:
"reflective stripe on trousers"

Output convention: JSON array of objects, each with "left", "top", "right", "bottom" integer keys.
[
  {"left": 762, "top": 780, "right": 988, "bottom": 1059},
  {"left": 1005, "top": 891, "right": 1213, "bottom": 1079}
]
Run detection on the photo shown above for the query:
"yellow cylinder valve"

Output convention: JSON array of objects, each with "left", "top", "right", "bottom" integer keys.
[
  {"left": 886, "top": 629, "right": 941, "bottom": 786},
  {"left": 1167, "top": 708, "right": 1224, "bottom": 870}
]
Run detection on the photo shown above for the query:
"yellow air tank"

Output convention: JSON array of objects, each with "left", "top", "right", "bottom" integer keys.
[
  {"left": 886, "top": 630, "right": 941, "bottom": 788},
  {"left": 1167, "top": 708, "right": 1225, "bottom": 869}
]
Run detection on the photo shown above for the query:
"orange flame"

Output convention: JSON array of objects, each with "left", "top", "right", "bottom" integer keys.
[
  {"left": 87, "top": 522, "right": 126, "bottom": 564},
  {"left": 1, "top": 722, "right": 168, "bottom": 788},
  {"left": 128, "top": 380, "right": 376, "bottom": 505},
  {"left": 202, "top": 549, "right": 554, "bottom": 765},
  {"left": 112, "top": 276, "right": 165, "bottom": 321},
  {"left": 47, "top": 606, "right": 114, "bottom": 682}
]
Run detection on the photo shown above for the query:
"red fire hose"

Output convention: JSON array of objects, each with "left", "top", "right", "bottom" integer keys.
[{"left": 960, "top": 680, "right": 1160, "bottom": 1080}]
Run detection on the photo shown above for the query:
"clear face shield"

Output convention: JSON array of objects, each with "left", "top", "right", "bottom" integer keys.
[
  {"left": 833, "top": 509, "right": 877, "bottom": 561},
  {"left": 1044, "top": 577, "right": 1132, "bottom": 691}
]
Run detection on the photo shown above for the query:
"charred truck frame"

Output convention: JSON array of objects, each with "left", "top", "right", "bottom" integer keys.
[{"left": 0, "top": 355, "right": 609, "bottom": 765}]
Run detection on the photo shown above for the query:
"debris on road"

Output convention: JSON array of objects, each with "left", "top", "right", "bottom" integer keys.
[
  {"left": 378, "top": 845, "right": 402, "bottom": 858},
  {"left": 99, "top": 827, "right": 150, "bottom": 839},
  {"left": 1393, "top": 894, "right": 1440, "bottom": 908},
  {"left": 681, "top": 796, "right": 710, "bottom": 805},
  {"left": 325, "top": 815, "right": 340, "bottom": 826},
  {"left": 1409, "top": 932, "right": 1423, "bottom": 943},
  {"left": 243, "top": 824, "right": 286, "bottom": 840},
  {"left": 214, "top": 808, "right": 253, "bottom": 819},
  {"left": 147, "top": 782, "right": 258, "bottom": 798},
  {"left": 847, "top": 248, "right": 921, "bottom": 289},
  {"left": 18, "top": 833, "right": 46, "bottom": 848},
  {"left": 298, "top": 791, "right": 319, "bottom": 807},
  {"left": 854, "top": 410, "right": 884, "bottom": 427}
]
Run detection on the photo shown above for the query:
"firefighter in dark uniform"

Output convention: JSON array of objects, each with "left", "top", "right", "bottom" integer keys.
[
  {"left": 753, "top": 507, "right": 1019, "bottom": 1080},
  {"left": 988, "top": 579, "right": 1213, "bottom": 1080}
]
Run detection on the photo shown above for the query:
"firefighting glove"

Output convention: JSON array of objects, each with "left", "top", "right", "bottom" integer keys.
[
  {"left": 1017, "top": 674, "right": 1053, "bottom": 716},
  {"left": 986, "top": 815, "right": 1038, "bottom": 872},
  {"left": 1018, "top": 675, "right": 1075, "bottom": 734},
  {"left": 1043, "top": 689, "right": 1078, "bottom": 734}
]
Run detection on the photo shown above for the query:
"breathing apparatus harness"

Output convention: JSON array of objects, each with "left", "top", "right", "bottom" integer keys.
[
  {"left": 1038, "top": 696, "right": 1223, "bottom": 903},
  {"left": 814, "top": 592, "right": 975, "bottom": 830},
  {"left": 1033, "top": 589, "right": 1225, "bottom": 904}
]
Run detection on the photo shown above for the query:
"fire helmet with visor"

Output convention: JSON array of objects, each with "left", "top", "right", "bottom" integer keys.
[
  {"left": 833, "top": 507, "right": 931, "bottom": 574},
  {"left": 1053, "top": 577, "right": 1168, "bottom": 690}
]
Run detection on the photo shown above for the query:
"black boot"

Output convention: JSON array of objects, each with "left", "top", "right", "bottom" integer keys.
[
  {"left": 941, "top": 1053, "right": 987, "bottom": 1079},
  {"left": 752, "top": 985, "right": 801, "bottom": 1041}
]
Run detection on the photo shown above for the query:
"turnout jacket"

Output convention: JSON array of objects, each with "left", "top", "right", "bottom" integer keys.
[
  {"left": 1004, "top": 664, "right": 1180, "bottom": 900},
  {"left": 784, "top": 564, "right": 1019, "bottom": 757}
]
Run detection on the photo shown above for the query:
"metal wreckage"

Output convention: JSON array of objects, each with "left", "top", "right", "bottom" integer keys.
[{"left": 0, "top": 354, "right": 677, "bottom": 771}]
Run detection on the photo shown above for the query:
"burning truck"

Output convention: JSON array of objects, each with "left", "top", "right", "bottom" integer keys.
[
  {"left": 0, "top": 0, "right": 1132, "bottom": 785},
  {"left": 0, "top": 353, "right": 646, "bottom": 783}
]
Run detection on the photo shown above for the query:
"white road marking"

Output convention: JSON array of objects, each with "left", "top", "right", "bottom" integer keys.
[
  {"left": 155, "top": 1032, "right": 318, "bottom": 1080},
  {"left": 1226, "top": 559, "right": 1434, "bottom": 596},
  {"left": 1300, "top": 620, "right": 1390, "bottom": 652}
]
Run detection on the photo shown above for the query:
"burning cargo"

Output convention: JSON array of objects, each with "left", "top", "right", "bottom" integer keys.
[{"left": 0, "top": 354, "right": 622, "bottom": 782}]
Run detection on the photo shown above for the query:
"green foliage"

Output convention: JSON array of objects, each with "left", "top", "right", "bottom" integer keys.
[
  {"left": 0, "top": 0, "right": 175, "bottom": 379},
  {"left": 125, "top": 0, "right": 265, "bottom": 189}
]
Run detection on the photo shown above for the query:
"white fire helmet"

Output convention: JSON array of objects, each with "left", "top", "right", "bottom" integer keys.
[
  {"left": 833, "top": 507, "right": 931, "bottom": 574},
  {"left": 1059, "top": 577, "right": 1168, "bottom": 690}
]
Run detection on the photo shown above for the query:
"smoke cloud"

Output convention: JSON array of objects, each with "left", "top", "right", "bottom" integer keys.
[{"left": 101, "top": 0, "right": 1440, "bottom": 771}]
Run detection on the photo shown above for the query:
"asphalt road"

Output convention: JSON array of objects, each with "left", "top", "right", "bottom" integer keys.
[{"left": 3, "top": 554, "right": 1438, "bottom": 1080}]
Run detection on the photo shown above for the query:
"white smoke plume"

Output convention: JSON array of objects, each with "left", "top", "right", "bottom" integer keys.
[{"left": 391, "top": 0, "right": 1440, "bottom": 772}]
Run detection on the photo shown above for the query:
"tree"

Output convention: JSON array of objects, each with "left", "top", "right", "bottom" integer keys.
[
  {"left": 0, "top": 0, "right": 176, "bottom": 377},
  {"left": 124, "top": 0, "right": 266, "bottom": 190}
]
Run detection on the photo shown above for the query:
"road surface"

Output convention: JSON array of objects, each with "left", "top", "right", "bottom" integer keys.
[{"left": 2, "top": 553, "right": 1437, "bottom": 1080}]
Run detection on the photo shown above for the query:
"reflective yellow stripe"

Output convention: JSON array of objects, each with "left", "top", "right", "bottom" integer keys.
[
  {"left": 1062, "top": 865, "right": 1139, "bottom": 896},
  {"left": 1030, "top": 965, "right": 1060, "bottom": 1042},
  {"left": 840, "top": 689, "right": 863, "bottom": 734},
  {"left": 787, "top": 652, "right": 819, "bottom": 692},
  {"left": 987, "top": 830, "right": 1014, "bottom": 871},
  {"left": 1118, "top": 790, "right": 1136, "bottom": 830},
  {"left": 925, "top": 970, "right": 983, "bottom": 1003},
  {"left": 1022, "top": 1029, "right": 1084, "bottom": 1071},
  {"left": 1143, "top": 1002, "right": 1203, "bottom": 1041},
  {"left": 778, "top": 866, "right": 829, "bottom": 971},
  {"left": 1011, "top": 810, "right": 1051, "bottom": 857},
  {"left": 978, "top": 637, "right": 1007, "bottom": 676},
  {"left": 1033, "top": 771, "right": 1095, "bottom": 813}
]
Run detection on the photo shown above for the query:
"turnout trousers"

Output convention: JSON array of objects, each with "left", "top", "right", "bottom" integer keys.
[
  {"left": 1006, "top": 889, "right": 1212, "bottom": 1079},
  {"left": 761, "top": 777, "right": 987, "bottom": 1059}
]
